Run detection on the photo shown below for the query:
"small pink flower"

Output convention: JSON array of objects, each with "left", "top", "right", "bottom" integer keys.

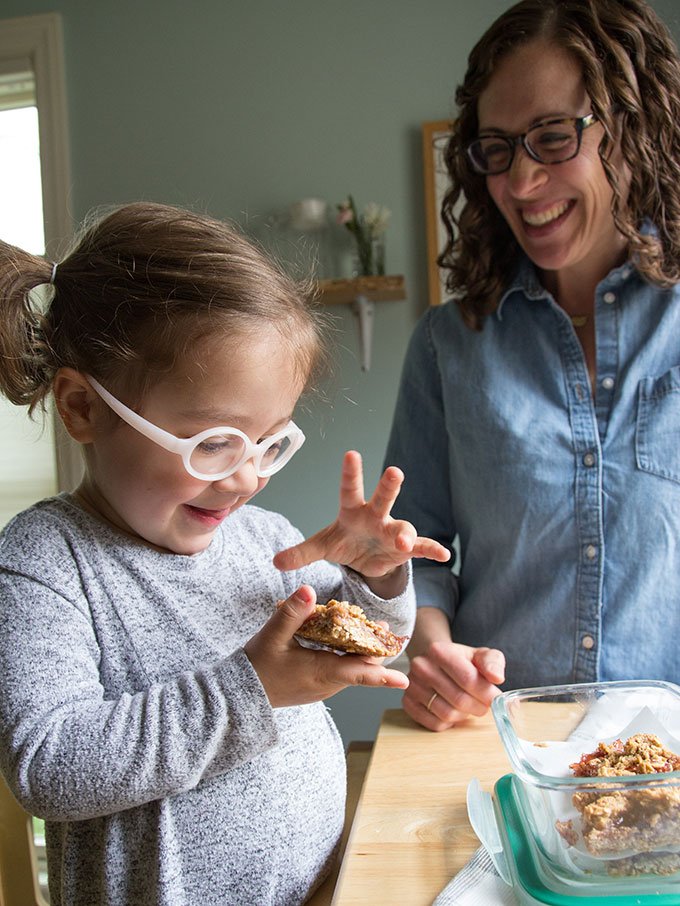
[{"left": 336, "top": 208, "right": 354, "bottom": 225}]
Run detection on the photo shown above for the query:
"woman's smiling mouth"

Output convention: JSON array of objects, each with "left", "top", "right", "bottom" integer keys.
[{"left": 522, "top": 199, "right": 573, "bottom": 228}]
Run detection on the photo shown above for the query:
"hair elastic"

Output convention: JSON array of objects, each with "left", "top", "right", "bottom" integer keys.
[{"left": 49, "top": 262, "right": 58, "bottom": 285}]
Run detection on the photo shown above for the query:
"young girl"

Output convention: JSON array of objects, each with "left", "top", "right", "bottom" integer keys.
[{"left": 0, "top": 202, "right": 449, "bottom": 906}]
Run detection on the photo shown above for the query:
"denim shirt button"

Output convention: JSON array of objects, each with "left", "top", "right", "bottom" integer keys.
[
  {"left": 603, "top": 291, "right": 616, "bottom": 304},
  {"left": 602, "top": 376, "right": 615, "bottom": 390},
  {"left": 583, "top": 452, "right": 596, "bottom": 467},
  {"left": 582, "top": 634, "right": 595, "bottom": 650},
  {"left": 585, "top": 544, "right": 598, "bottom": 560}
]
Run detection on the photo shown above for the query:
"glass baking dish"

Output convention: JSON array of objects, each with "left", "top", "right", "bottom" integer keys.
[{"left": 489, "top": 680, "right": 680, "bottom": 898}]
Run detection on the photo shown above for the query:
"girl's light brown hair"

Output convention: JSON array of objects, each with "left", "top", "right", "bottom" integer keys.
[
  {"left": 0, "top": 202, "right": 331, "bottom": 413},
  {"left": 440, "top": 0, "right": 680, "bottom": 329}
]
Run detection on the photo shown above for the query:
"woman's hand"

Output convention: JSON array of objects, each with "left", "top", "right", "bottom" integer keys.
[
  {"left": 243, "top": 585, "right": 409, "bottom": 708},
  {"left": 273, "top": 450, "right": 450, "bottom": 597},
  {"left": 404, "top": 637, "right": 506, "bottom": 731}
]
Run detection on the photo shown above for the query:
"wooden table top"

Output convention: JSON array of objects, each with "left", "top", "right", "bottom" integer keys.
[{"left": 330, "top": 708, "right": 512, "bottom": 905}]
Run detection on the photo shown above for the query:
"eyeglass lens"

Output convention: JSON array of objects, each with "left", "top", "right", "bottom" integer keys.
[
  {"left": 189, "top": 432, "right": 295, "bottom": 477},
  {"left": 469, "top": 120, "right": 581, "bottom": 174}
]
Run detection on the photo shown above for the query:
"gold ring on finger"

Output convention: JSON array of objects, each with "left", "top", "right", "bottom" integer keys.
[{"left": 426, "top": 691, "right": 438, "bottom": 713}]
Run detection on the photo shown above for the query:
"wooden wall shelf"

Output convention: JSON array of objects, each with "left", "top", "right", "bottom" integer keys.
[
  {"left": 317, "top": 275, "right": 405, "bottom": 305},
  {"left": 315, "top": 275, "right": 406, "bottom": 371}
]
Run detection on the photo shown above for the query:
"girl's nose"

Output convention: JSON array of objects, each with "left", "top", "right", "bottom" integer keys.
[
  {"left": 506, "top": 146, "right": 548, "bottom": 196},
  {"left": 212, "top": 458, "right": 261, "bottom": 496}
]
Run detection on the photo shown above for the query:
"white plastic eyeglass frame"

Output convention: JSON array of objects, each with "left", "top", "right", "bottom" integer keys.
[{"left": 85, "top": 375, "right": 305, "bottom": 481}]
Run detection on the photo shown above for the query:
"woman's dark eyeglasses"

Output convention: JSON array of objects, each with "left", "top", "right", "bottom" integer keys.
[{"left": 466, "top": 114, "right": 598, "bottom": 175}]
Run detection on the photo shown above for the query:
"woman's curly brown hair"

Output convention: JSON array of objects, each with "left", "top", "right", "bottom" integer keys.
[{"left": 439, "top": 0, "right": 680, "bottom": 329}]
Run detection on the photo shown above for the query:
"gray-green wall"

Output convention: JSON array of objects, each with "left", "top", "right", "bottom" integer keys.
[{"left": 1, "top": 0, "right": 678, "bottom": 744}]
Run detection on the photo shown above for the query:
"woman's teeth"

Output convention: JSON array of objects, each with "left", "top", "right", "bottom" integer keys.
[{"left": 523, "top": 201, "right": 570, "bottom": 226}]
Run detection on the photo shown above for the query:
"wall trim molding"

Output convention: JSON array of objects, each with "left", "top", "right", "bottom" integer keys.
[{"left": 0, "top": 13, "right": 79, "bottom": 491}]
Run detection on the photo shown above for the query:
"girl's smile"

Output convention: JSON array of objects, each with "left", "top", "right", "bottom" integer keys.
[{"left": 183, "top": 503, "right": 236, "bottom": 526}]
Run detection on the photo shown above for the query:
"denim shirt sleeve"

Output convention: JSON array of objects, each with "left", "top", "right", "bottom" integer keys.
[{"left": 384, "top": 309, "right": 459, "bottom": 618}]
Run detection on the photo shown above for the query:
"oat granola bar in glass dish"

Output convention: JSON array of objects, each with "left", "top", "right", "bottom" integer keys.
[{"left": 483, "top": 680, "right": 680, "bottom": 901}]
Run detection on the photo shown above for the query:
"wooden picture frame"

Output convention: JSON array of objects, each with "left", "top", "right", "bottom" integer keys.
[{"left": 422, "top": 119, "right": 454, "bottom": 306}]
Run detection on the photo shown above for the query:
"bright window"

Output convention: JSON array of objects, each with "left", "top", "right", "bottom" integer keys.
[
  {"left": 0, "top": 105, "right": 45, "bottom": 252},
  {"left": 0, "top": 70, "right": 58, "bottom": 528}
]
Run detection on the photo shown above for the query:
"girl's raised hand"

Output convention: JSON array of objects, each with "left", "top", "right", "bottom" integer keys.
[
  {"left": 273, "top": 451, "right": 450, "bottom": 590},
  {"left": 243, "top": 584, "right": 409, "bottom": 708}
]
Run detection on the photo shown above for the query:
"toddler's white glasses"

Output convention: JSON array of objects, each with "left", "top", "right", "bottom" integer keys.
[{"left": 86, "top": 375, "right": 305, "bottom": 481}]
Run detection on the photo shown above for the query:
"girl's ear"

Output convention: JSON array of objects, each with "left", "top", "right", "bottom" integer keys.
[{"left": 53, "top": 368, "right": 99, "bottom": 443}]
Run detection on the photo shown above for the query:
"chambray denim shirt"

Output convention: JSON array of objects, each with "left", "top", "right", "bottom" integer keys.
[{"left": 385, "top": 257, "right": 680, "bottom": 691}]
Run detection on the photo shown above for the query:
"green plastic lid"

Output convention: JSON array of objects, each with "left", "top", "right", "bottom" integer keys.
[{"left": 495, "top": 773, "right": 680, "bottom": 906}]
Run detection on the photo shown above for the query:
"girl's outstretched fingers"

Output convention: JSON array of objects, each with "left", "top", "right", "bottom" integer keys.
[
  {"left": 367, "top": 464, "right": 404, "bottom": 519},
  {"left": 338, "top": 449, "right": 366, "bottom": 510}
]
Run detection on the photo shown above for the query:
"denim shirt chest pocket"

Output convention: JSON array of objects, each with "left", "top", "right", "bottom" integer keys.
[{"left": 636, "top": 365, "right": 680, "bottom": 484}]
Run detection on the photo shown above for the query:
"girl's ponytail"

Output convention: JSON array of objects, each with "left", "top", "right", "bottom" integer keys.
[{"left": 0, "top": 241, "right": 56, "bottom": 413}]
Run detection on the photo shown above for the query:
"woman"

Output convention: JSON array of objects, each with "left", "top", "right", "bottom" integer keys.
[{"left": 385, "top": 0, "right": 680, "bottom": 730}]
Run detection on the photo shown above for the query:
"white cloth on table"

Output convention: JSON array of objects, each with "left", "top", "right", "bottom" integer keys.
[{"left": 432, "top": 847, "right": 518, "bottom": 905}]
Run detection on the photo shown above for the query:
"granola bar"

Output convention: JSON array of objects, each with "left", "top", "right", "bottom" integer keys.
[
  {"left": 293, "top": 599, "right": 408, "bottom": 657},
  {"left": 557, "top": 733, "right": 680, "bottom": 872}
]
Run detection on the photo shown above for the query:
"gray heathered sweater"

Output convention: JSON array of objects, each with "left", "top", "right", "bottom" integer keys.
[{"left": 0, "top": 495, "right": 415, "bottom": 906}]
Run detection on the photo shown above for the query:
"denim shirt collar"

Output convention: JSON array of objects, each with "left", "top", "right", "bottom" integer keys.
[
  {"left": 496, "top": 258, "right": 548, "bottom": 320},
  {"left": 495, "top": 253, "right": 641, "bottom": 321}
]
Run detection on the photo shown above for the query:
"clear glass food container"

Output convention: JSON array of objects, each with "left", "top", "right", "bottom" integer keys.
[{"left": 482, "top": 680, "right": 680, "bottom": 903}]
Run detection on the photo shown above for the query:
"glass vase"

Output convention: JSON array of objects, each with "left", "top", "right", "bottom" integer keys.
[{"left": 353, "top": 236, "right": 385, "bottom": 277}]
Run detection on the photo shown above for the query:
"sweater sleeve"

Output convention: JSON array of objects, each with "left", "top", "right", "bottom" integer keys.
[{"left": 0, "top": 567, "right": 279, "bottom": 821}]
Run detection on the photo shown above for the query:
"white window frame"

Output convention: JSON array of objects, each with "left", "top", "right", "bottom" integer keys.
[
  {"left": 0, "top": 13, "right": 81, "bottom": 492},
  {"left": 0, "top": 13, "right": 71, "bottom": 255}
]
